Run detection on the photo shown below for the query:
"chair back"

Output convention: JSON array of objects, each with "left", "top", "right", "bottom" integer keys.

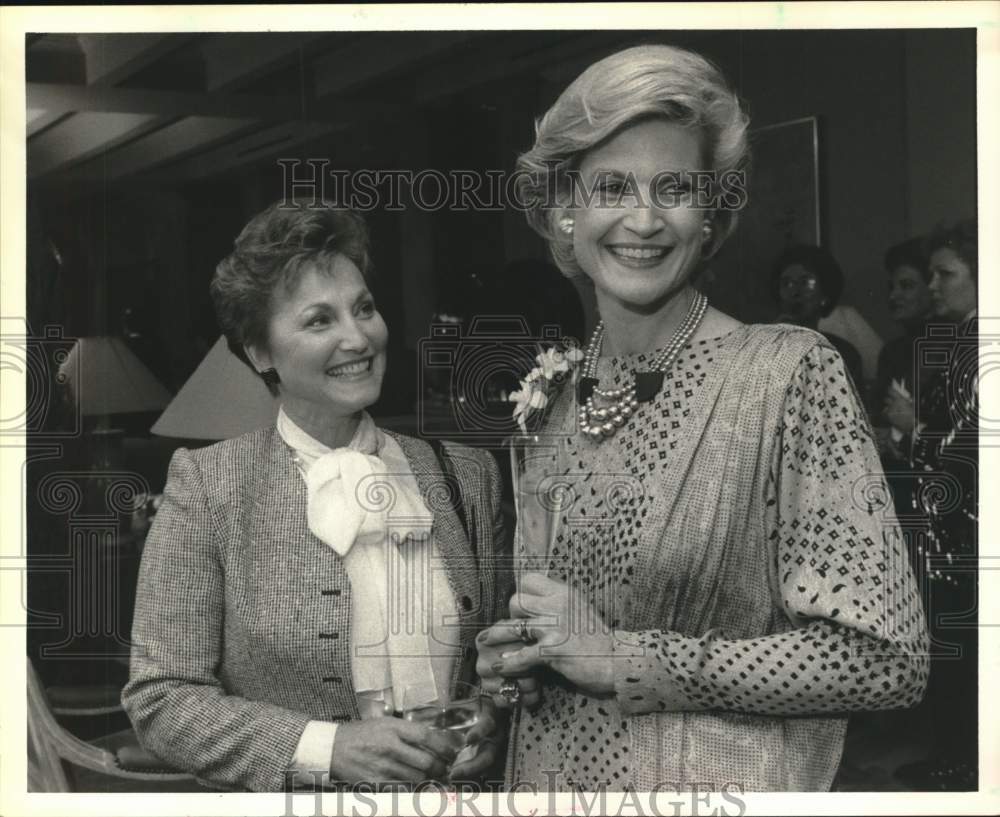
[
  {"left": 27, "top": 659, "right": 193, "bottom": 791},
  {"left": 28, "top": 660, "right": 113, "bottom": 790}
]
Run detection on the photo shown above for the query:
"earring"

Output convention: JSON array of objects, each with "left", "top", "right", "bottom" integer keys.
[
  {"left": 260, "top": 368, "right": 280, "bottom": 387},
  {"left": 559, "top": 217, "right": 574, "bottom": 235},
  {"left": 701, "top": 220, "right": 713, "bottom": 241}
]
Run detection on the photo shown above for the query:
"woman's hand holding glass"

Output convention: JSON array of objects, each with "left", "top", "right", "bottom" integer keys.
[
  {"left": 401, "top": 683, "right": 501, "bottom": 783},
  {"left": 446, "top": 695, "right": 503, "bottom": 782},
  {"left": 329, "top": 717, "right": 457, "bottom": 786},
  {"left": 479, "top": 572, "right": 615, "bottom": 697}
]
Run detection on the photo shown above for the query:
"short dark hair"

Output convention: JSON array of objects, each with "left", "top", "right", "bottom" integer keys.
[
  {"left": 926, "top": 218, "right": 978, "bottom": 279},
  {"left": 210, "top": 201, "right": 373, "bottom": 393},
  {"left": 769, "top": 244, "right": 844, "bottom": 317},
  {"left": 883, "top": 237, "right": 929, "bottom": 281}
]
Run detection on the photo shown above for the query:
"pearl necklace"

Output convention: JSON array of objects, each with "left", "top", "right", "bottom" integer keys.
[{"left": 578, "top": 292, "right": 709, "bottom": 441}]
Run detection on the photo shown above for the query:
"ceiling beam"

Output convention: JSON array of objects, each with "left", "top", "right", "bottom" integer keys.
[
  {"left": 28, "top": 112, "right": 163, "bottom": 177},
  {"left": 409, "top": 32, "right": 635, "bottom": 106},
  {"left": 53, "top": 117, "right": 260, "bottom": 183},
  {"left": 312, "top": 31, "right": 478, "bottom": 98},
  {"left": 163, "top": 33, "right": 624, "bottom": 182},
  {"left": 162, "top": 120, "right": 346, "bottom": 181},
  {"left": 26, "top": 109, "right": 65, "bottom": 138},
  {"left": 27, "top": 82, "right": 331, "bottom": 122},
  {"left": 76, "top": 33, "right": 194, "bottom": 87},
  {"left": 201, "top": 32, "right": 330, "bottom": 92},
  {"left": 26, "top": 83, "right": 395, "bottom": 180},
  {"left": 25, "top": 34, "right": 87, "bottom": 84}
]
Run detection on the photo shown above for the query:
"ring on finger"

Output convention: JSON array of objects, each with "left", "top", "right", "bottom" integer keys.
[
  {"left": 514, "top": 618, "right": 533, "bottom": 644},
  {"left": 498, "top": 679, "right": 521, "bottom": 705}
]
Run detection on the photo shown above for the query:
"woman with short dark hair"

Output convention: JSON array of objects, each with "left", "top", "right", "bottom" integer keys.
[
  {"left": 123, "top": 200, "right": 509, "bottom": 792},
  {"left": 770, "top": 244, "right": 865, "bottom": 393},
  {"left": 873, "top": 237, "right": 933, "bottom": 503}
]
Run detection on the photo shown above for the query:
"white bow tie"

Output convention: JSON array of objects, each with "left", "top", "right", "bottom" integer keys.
[
  {"left": 305, "top": 447, "right": 433, "bottom": 556},
  {"left": 277, "top": 408, "right": 443, "bottom": 710}
]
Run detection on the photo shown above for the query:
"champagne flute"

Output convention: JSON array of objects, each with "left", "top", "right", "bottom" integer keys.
[{"left": 510, "top": 434, "right": 563, "bottom": 582}]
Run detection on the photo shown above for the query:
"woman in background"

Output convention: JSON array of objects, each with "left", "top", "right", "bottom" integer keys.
[
  {"left": 892, "top": 219, "right": 978, "bottom": 791},
  {"left": 875, "top": 237, "right": 934, "bottom": 412},
  {"left": 123, "top": 202, "right": 507, "bottom": 791},
  {"left": 771, "top": 244, "right": 866, "bottom": 397},
  {"left": 874, "top": 237, "right": 935, "bottom": 520}
]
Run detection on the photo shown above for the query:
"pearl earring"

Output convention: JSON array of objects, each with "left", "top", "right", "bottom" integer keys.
[
  {"left": 559, "top": 217, "right": 574, "bottom": 235},
  {"left": 702, "top": 221, "right": 713, "bottom": 240}
]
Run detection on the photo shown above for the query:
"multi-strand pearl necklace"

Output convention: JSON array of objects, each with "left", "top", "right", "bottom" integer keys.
[{"left": 578, "top": 292, "right": 709, "bottom": 441}]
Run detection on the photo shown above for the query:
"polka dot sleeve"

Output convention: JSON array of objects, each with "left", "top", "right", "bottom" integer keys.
[{"left": 613, "top": 343, "right": 930, "bottom": 717}]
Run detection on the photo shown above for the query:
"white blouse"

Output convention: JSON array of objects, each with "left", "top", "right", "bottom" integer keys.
[{"left": 279, "top": 408, "right": 461, "bottom": 780}]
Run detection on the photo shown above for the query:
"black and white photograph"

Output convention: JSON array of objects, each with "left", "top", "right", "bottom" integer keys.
[{"left": 1, "top": 3, "right": 997, "bottom": 815}]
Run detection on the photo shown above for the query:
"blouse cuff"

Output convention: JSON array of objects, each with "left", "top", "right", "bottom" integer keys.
[
  {"left": 289, "top": 720, "right": 339, "bottom": 787},
  {"left": 612, "top": 630, "right": 703, "bottom": 716}
]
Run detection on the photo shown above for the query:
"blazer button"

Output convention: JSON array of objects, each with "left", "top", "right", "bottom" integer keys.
[{"left": 460, "top": 595, "right": 473, "bottom": 611}]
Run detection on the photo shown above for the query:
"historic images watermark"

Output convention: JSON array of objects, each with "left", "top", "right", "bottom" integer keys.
[
  {"left": 283, "top": 776, "right": 748, "bottom": 817},
  {"left": 277, "top": 160, "right": 749, "bottom": 213}
]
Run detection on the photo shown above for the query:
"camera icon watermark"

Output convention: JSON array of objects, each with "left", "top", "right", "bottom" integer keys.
[
  {"left": 417, "top": 316, "right": 573, "bottom": 444},
  {"left": 0, "top": 319, "right": 80, "bottom": 438},
  {"left": 914, "top": 316, "right": 997, "bottom": 443}
]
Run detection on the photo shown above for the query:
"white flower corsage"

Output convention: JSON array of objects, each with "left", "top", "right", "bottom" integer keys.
[{"left": 509, "top": 344, "right": 585, "bottom": 432}]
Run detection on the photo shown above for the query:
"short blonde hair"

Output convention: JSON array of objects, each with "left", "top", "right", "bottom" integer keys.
[{"left": 516, "top": 44, "right": 750, "bottom": 277}]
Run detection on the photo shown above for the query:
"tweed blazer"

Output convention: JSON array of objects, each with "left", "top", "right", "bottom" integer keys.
[{"left": 121, "top": 426, "right": 509, "bottom": 792}]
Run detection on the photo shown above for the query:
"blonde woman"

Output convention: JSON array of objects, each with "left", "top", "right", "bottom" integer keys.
[{"left": 477, "top": 45, "right": 929, "bottom": 792}]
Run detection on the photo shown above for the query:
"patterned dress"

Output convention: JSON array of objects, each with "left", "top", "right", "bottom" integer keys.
[{"left": 508, "top": 323, "right": 929, "bottom": 792}]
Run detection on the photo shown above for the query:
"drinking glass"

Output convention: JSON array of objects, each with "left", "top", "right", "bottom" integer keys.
[
  {"left": 510, "top": 434, "right": 563, "bottom": 583},
  {"left": 401, "top": 681, "right": 483, "bottom": 771}
]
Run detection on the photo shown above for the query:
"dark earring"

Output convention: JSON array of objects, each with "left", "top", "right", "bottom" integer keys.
[{"left": 260, "top": 368, "right": 280, "bottom": 386}]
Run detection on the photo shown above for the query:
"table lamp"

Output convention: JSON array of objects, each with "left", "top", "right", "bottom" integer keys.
[
  {"left": 151, "top": 336, "right": 279, "bottom": 440},
  {"left": 57, "top": 335, "right": 172, "bottom": 468}
]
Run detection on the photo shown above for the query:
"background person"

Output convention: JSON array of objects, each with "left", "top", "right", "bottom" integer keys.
[
  {"left": 770, "top": 244, "right": 867, "bottom": 400},
  {"left": 893, "top": 219, "right": 978, "bottom": 791},
  {"left": 873, "top": 237, "right": 935, "bottom": 518}
]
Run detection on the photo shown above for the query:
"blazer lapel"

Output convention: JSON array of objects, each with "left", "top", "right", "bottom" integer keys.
[
  {"left": 257, "top": 428, "right": 335, "bottom": 560},
  {"left": 388, "top": 433, "right": 481, "bottom": 668}
]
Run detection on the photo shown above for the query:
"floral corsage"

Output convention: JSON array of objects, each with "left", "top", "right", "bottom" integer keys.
[{"left": 509, "top": 344, "right": 584, "bottom": 433}]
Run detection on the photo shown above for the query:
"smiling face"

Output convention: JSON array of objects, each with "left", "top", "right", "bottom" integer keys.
[
  {"left": 570, "top": 118, "right": 707, "bottom": 313},
  {"left": 928, "top": 247, "right": 976, "bottom": 321},
  {"left": 887, "top": 264, "right": 933, "bottom": 324},
  {"left": 247, "top": 254, "right": 388, "bottom": 429}
]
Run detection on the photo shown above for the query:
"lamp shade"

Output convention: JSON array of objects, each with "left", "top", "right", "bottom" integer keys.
[
  {"left": 151, "top": 336, "right": 279, "bottom": 440},
  {"left": 58, "top": 336, "right": 172, "bottom": 416}
]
